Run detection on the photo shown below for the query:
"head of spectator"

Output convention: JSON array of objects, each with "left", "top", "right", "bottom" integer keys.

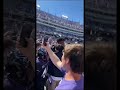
[
  {"left": 37, "top": 48, "right": 49, "bottom": 62},
  {"left": 62, "top": 44, "right": 84, "bottom": 74},
  {"left": 55, "top": 44, "right": 64, "bottom": 53},
  {"left": 57, "top": 38, "right": 65, "bottom": 47},
  {"left": 85, "top": 42, "right": 116, "bottom": 90}
]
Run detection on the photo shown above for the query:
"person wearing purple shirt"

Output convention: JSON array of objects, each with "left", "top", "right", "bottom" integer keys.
[
  {"left": 55, "top": 74, "right": 84, "bottom": 90},
  {"left": 43, "top": 43, "right": 84, "bottom": 90}
]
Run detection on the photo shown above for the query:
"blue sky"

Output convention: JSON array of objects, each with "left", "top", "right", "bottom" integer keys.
[{"left": 37, "top": 0, "right": 84, "bottom": 24}]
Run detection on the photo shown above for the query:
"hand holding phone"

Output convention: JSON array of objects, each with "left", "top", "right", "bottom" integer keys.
[
  {"left": 43, "top": 36, "right": 48, "bottom": 46},
  {"left": 19, "top": 23, "right": 33, "bottom": 48}
]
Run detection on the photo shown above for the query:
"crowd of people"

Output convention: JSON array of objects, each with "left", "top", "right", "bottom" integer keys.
[
  {"left": 85, "top": 26, "right": 116, "bottom": 42},
  {"left": 36, "top": 36, "right": 116, "bottom": 90},
  {"left": 37, "top": 31, "right": 83, "bottom": 44},
  {"left": 36, "top": 37, "right": 84, "bottom": 90},
  {"left": 3, "top": 24, "right": 116, "bottom": 90},
  {"left": 37, "top": 24, "right": 83, "bottom": 44},
  {"left": 3, "top": 0, "right": 116, "bottom": 89},
  {"left": 36, "top": 11, "right": 84, "bottom": 89},
  {"left": 37, "top": 9, "right": 83, "bottom": 30}
]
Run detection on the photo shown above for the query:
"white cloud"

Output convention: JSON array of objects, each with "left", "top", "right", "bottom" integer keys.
[
  {"left": 62, "top": 15, "right": 68, "bottom": 19},
  {"left": 37, "top": 4, "right": 40, "bottom": 8}
]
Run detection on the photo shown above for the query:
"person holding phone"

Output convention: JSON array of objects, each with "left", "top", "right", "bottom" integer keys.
[
  {"left": 42, "top": 42, "right": 84, "bottom": 90},
  {"left": 16, "top": 23, "right": 35, "bottom": 70}
]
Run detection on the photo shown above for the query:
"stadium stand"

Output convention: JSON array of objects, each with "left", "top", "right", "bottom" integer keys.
[{"left": 85, "top": 0, "right": 116, "bottom": 42}]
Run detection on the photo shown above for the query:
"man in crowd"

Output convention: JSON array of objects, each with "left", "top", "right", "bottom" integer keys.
[
  {"left": 57, "top": 38, "right": 65, "bottom": 47},
  {"left": 36, "top": 48, "right": 49, "bottom": 90}
]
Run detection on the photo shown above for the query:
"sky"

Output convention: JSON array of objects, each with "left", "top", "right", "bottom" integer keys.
[{"left": 37, "top": 0, "right": 84, "bottom": 24}]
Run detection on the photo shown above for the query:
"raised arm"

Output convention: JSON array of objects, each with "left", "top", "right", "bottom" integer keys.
[{"left": 42, "top": 43, "right": 62, "bottom": 70}]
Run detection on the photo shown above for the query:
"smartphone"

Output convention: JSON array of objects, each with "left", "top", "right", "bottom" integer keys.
[
  {"left": 19, "top": 23, "right": 33, "bottom": 47},
  {"left": 43, "top": 36, "right": 48, "bottom": 46}
]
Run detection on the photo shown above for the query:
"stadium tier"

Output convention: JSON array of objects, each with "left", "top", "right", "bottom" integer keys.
[
  {"left": 3, "top": 0, "right": 35, "bottom": 33},
  {"left": 85, "top": 0, "right": 116, "bottom": 31},
  {"left": 37, "top": 9, "right": 83, "bottom": 31},
  {"left": 37, "top": 9, "right": 84, "bottom": 43},
  {"left": 85, "top": 0, "right": 116, "bottom": 41}
]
